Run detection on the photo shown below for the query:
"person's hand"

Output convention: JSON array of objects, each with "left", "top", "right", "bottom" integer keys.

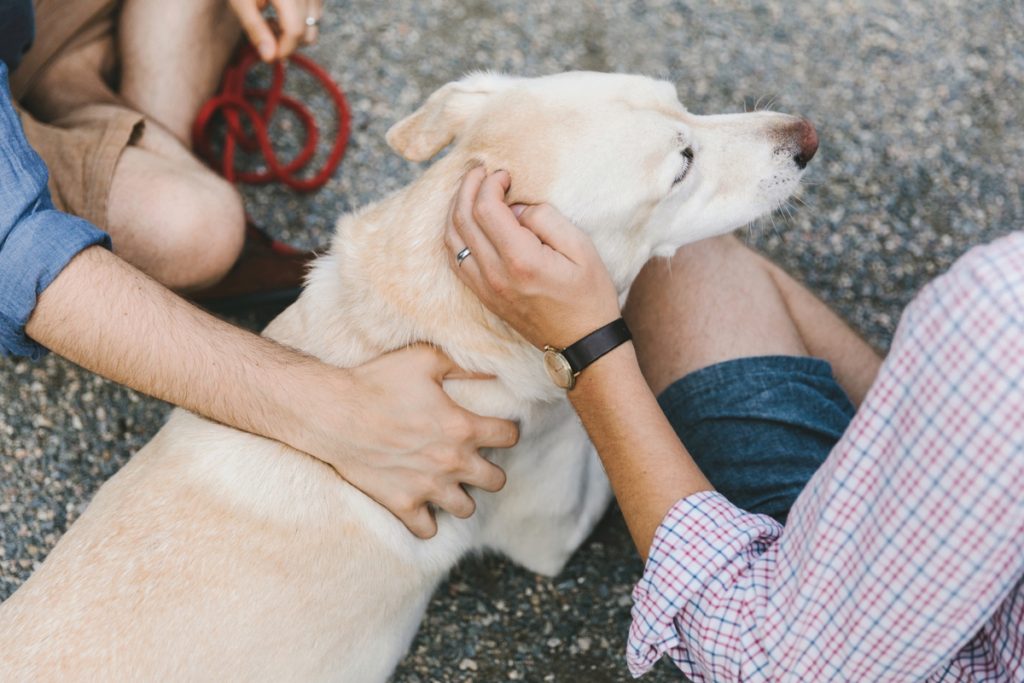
[
  {"left": 283, "top": 345, "right": 518, "bottom": 539},
  {"left": 228, "top": 0, "right": 322, "bottom": 62},
  {"left": 26, "top": 248, "right": 514, "bottom": 541},
  {"left": 445, "top": 167, "right": 622, "bottom": 349}
]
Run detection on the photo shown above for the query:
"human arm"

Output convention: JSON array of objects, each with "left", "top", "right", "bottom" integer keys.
[
  {"left": 443, "top": 169, "right": 784, "bottom": 679},
  {"left": 445, "top": 167, "right": 711, "bottom": 553},
  {"left": 25, "top": 247, "right": 516, "bottom": 539},
  {"left": 228, "top": 0, "right": 321, "bottom": 62},
  {"left": 446, "top": 169, "right": 1024, "bottom": 680},
  {"left": 1, "top": 67, "right": 515, "bottom": 539},
  {"left": 564, "top": 343, "right": 714, "bottom": 556}
]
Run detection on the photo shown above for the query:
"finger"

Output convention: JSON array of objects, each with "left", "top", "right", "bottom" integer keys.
[
  {"left": 434, "top": 485, "right": 477, "bottom": 519},
  {"left": 451, "top": 168, "right": 502, "bottom": 261},
  {"left": 302, "top": 0, "right": 321, "bottom": 45},
  {"left": 472, "top": 415, "right": 520, "bottom": 449},
  {"left": 453, "top": 164, "right": 487, "bottom": 219},
  {"left": 445, "top": 207, "right": 490, "bottom": 290},
  {"left": 447, "top": 173, "right": 503, "bottom": 290},
  {"left": 516, "top": 203, "right": 588, "bottom": 258},
  {"left": 473, "top": 172, "right": 546, "bottom": 260},
  {"left": 462, "top": 455, "right": 508, "bottom": 493},
  {"left": 398, "top": 343, "right": 497, "bottom": 383},
  {"left": 401, "top": 343, "right": 461, "bottom": 381},
  {"left": 231, "top": 0, "right": 277, "bottom": 61},
  {"left": 443, "top": 368, "right": 498, "bottom": 381},
  {"left": 402, "top": 503, "right": 438, "bottom": 539},
  {"left": 271, "top": 0, "right": 305, "bottom": 58}
]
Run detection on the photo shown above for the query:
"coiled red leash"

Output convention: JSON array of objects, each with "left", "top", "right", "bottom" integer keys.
[
  {"left": 192, "top": 43, "right": 350, "bottom": 192},
  {"left": 188, "top": 44, "right": 349, "bottom": 310}
]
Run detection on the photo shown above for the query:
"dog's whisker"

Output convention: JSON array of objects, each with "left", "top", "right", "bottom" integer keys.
[
  {"left": 791, "top": 196, "right": 818, "bottom": 217},
  {"left": 752, "top": 216, "right": 771, "bottom": 242},
  {"left": 767, "top": 210, "right": 785, "bottom": 242}
]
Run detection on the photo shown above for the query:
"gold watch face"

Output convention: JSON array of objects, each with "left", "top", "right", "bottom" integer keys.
[{"left": 543, "top": 347, "right": 576, "bottom": 390}]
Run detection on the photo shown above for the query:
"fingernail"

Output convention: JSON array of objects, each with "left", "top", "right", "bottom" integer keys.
[
  {"left": 258, "top": 41, "right": 275, "bottom": 61},
  {"left": 511, "top": 204, "right": 526, "bottom": 217}
]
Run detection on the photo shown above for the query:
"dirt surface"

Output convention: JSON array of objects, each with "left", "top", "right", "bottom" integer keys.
[{"left": 2, "top": 1, "right": 1022, "bottom": 681}]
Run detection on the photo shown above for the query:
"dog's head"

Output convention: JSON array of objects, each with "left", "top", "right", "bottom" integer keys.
[{"left": 387, "top": 71, "right": 816, "bottom": 288}]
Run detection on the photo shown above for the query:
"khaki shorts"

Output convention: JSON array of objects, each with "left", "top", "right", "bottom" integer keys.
[{"left": 11, "top": 0, "right": 144, "bottom": 230}]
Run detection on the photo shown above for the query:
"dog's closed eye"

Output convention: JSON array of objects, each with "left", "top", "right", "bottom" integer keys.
[{"left": 672, "top": 147, "right": 695, "bottom": 185}]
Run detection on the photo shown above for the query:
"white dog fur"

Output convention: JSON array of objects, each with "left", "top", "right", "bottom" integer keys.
[{"left": 0, "top": 71, "right": 813, "bottom": 681}]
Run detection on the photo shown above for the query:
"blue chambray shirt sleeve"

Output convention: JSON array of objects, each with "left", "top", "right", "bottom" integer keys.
[{"left": 0, "top": 63, "right": 111, "bottom": 359}]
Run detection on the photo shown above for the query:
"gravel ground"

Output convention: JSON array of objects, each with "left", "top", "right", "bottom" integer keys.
[{"left": 2, "top": 1, "right": 1023, "bottom": 681}]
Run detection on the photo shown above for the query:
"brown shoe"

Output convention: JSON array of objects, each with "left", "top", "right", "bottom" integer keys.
[{"left": 191, "top": 222, "right": 321, "bottom": 314}]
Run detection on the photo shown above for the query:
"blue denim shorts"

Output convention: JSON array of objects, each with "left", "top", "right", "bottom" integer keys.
[{"left": 657, "top": 355, "right": 855, "bottom": 523}]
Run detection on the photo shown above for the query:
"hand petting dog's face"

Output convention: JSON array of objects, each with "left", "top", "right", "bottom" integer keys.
[{"left": 388, "top": 71, "right": 816, "bottom": 290}]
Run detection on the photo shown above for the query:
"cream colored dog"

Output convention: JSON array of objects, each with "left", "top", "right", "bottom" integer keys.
[{"left": 0, "top": 71, "right": 816, "bottom": 681}]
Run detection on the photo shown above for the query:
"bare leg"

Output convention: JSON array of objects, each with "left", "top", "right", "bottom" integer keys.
[
  {"left": 116, "top": 0, "right": 245, "bottom": 288},
  {"left": 759, "top": 253, "right": 882, "bottom": 405},
  {"left": 119, "top": 0, "right": 243, "bottom": 143},
  {"left": 23, "top": 1, "right": 247, "bottom": 290},
  {"left": 624, "top": 234, "right": 882, "bottom": 407},
  {"left": 113, "top": 0, "right": 246, "bottom": 288},
  {"left": 106, "top": 126, "right": 245, "bottom": 291}
]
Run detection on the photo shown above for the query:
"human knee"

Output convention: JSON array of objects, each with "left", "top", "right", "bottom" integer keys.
[
  {"left": 625, "top": 232, "right": 808, "bottom": 394},
  {"left": 154, "top": 173, "right": 245, "bottom": 291},
  {"left": 628, "top": 235, "right": 749, "bottom": 313}
]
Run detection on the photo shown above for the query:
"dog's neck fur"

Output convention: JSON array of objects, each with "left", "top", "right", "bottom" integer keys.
[{"left": 263, "top": 153, "right": 559, "bottom": 408}]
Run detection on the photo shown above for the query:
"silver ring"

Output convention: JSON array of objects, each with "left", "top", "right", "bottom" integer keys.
[
  {"left": 456, "top": 247, "right": 472, "bottom": 267},
  {"left": 305, "top": 16, "right": 320, "bottom": 27}
]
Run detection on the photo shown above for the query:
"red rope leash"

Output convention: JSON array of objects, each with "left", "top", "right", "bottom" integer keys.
[{"left": 192, "top": 43, "right": 350, "bottom": 193}]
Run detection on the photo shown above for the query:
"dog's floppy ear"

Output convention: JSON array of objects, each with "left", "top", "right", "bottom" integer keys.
[{"left": 386, "top": 73, "right": 513, "bottom": 162}]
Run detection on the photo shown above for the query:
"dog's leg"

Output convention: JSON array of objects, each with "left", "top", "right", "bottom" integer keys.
[{"left": 478, "top": 411, "right": 612, "bottom": 577}]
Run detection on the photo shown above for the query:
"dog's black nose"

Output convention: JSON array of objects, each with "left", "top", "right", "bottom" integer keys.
[{"left": 792, "top": 118, "right": 819, "bottom": 169}]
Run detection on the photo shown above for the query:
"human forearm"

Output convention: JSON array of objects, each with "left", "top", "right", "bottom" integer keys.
[
  {"left": 25, "top": 246, "right": 517, "bottom": 537},
  {"left": 446, "top": 169, "right": 714, "bottom": 556},
  {"left": 25, "top": 245, "right": 334, "bottom": 448},
  {"left": 569, "top": 342, "right": 712, "bottom": 558}
]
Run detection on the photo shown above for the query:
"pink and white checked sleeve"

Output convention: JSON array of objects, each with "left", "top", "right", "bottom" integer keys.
[
  {"left": 628, "top": 231, "right": 1024, "bottom": 682},
  {"left": 628, "top": 492, "right": 783, "bottom": 679}
]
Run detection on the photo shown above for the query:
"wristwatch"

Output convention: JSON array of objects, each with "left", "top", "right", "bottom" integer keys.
[{"left": 543, "top": 318, "right": 632, "bottom": 390}]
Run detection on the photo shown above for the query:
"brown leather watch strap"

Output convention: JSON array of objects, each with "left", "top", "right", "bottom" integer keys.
[{"left": 561, "top": 318, "right": 632, "bottom": 375}]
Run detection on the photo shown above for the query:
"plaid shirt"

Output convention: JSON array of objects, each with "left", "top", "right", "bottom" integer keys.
[{"left": 628, "top": 231, "right": 1024, "bottom": 682}]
